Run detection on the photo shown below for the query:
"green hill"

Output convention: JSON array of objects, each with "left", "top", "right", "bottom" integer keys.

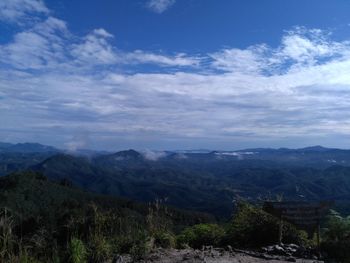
[
  {"left": 0, "top": 171, "right": 213, "bottom": 262},
  {"left": 0, "top": 171, "right": 212, "bottom": 228}
]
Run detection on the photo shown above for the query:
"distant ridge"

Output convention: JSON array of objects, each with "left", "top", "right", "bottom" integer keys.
[
  {"left": 235, "top": 145, "right": 346, "bottom": 153},
  {"left": 0, "top": 142, "right": 13, "bottom": 150},
  {"left": 0, "top": 142, "right": 59, "bottom": 153},
  {"left": 112, "top": 149, "right": 143, "bottom": 159},
  {"left": 1, "top": 141, "right": 349, "bottom": 154},
  {"left": 299, "top": 145, "right": 337, "bottom": 152}
]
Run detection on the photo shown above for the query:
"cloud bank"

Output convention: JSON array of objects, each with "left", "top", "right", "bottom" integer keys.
[{"left": 1, "top": 0, "right": 350, "bottom": 150}]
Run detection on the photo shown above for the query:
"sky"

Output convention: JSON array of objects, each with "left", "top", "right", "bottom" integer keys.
[{"left": 2, "top": 0, "right": 350, "bottom": 151}]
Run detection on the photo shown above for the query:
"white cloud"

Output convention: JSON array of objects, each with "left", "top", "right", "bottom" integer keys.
[
  {"left": 33, "top": 16, "right": 68, "bottom": 36},
  {"left": 141, "top": 150, "right": 167, "bottom": 161},
  {"left": 0, "top": 0, "right": 49, "bottom": 24},
  {"left": 146, "top": 0, "right": 176, "bottom": 13},
  {"left": 71, "top": 29, "right": 117, "bottom": 65},
  {"left": 210, "top": 45, "right": 268, "bottom": 74},
  {"left": 0, "top": 17, "right": 68, "bottom": 69},
  {"left": 124, "top": 50, "right": 200, "bottom": 67},
  {"left": 92, "top": 28, "right": 114, "bottom": 38},
  {"left": 274, "top": 28, "right": 337, "bottom": 69},
  {"left": 210, "top": 28, "right": 350, "bottom": 75},
  {"left": 0, "top": 20, "right": 198, "bottom": 69},
  {"left": 64, "top": 133, "right": 90, "bottom": 152},
  {"left": 2, "top": 2, "right": 350, "bottom": 149}
]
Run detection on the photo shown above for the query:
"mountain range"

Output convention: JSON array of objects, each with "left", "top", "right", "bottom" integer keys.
[{"left": 2, "top": 142, "right": 350, "bottom": 217}]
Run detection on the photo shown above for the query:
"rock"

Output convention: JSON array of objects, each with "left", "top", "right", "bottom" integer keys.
[
  {"left": 216, "top": 247, "right": 225, "bottom": 252},
  {"left": 148, "top": 254, "right": 160, "bottom": 261},
  {"left": 275, "top": 245, "right": 285, "bottom": 252},
  {"left": 261, "top": 254, "right": 277, "bottom": 260},
  {"left": 182, "top": 252, "right": 191, "bottom": 261},
  {"left": 289, "top": 244, "right": 299, "bottom": 249},
  {"left": 112, "top": 255, "right": 124, "bottom": 263},
  {"left": 202, "top": 245, "right": 213, "bottom": 251},
  {"left": 226, "top": 245, "right": 233, "bottom": 253}
]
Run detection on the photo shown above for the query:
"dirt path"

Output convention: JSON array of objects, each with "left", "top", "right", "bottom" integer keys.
[{"left": 117, "top": 248, "right": 323, "bottom": 263}]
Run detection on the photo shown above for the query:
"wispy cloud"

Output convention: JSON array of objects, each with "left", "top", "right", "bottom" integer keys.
[
  {"left": 0, "top": 0, "right": 49, "bottom": 24},
  {"left": 141, "top": 149, "right": 167, "bottom": 161},
  {"left": 146, "top": 0, "right": 176, "bottom": 13},
  {"left": 210, "top": 45, "right": 268, "bottom": 74},
  {"left": 0, "top": 19, "right": 198, "bottom": 70},
  {"left": 71, "top": 28, "right": 117, "bottom": 66},
  {"left": 0, "top": 17, "right": 68, "bottom": 70},
  {"left": 210, "top": 27, "right": 350, "bottom": 75},
  {"left": 124, "top": 50, "right": 200, "bottom": 67}
]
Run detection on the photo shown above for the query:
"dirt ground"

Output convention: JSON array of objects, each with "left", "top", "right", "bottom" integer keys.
[{"left": 116, "top": 248, "right": 323, "bottom": 263}]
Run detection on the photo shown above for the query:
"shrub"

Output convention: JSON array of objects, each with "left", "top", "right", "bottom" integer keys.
[
  {"left": 130, "top": 234, "right": 149, "bottom": 261},
  {"left": 0, "top": 208, "right": 16, "bottom": 261},
  {"left": 112, "top": 236, "right": 135, "bottom": 254},
  {"left": 226, "top": 202, "right": 307, "bottom": 248},
  {"left": 19, "top": 253, "right": 45, "bottom": 263},
  {"left": 68, "top": 238, "right": 87, "bottom": 263},
  {"left": 177, "top": 224, "right": 225, "bottom": 249},
  {"left": 130, "top": 242, "right": 148, "bottom": 261},
  {"left": 322, "top": 211, "right": 350, "bottom": 262},
  {"left": 153, "top": 231, "right": 176, "bottom": 248},
  {"left": 88, "top": 234, "right": 112, "bottom": 263}
]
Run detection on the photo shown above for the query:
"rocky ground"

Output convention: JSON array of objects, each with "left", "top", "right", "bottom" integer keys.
[{"left": 114, "top": 245, "right": 323, "bottom": 263}]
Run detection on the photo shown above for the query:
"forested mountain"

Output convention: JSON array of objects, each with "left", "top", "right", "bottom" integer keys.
[
  {"left": 0, "top": 143, "right": 60, "bottom": 176},
  {"left": 0, "top": 171, "right": 214, "bottom": 262},
  {"left": 2, "top": 143, "right": 350, "bottom": 217},
  {"left": 0, "top": 171, "right": 212, "bottom": 230},
  {"left": 13, "top": 146, "right": 347, "bottom": 217},
  {"left": 0, "top": 152, "right": 57, "bottom": 176}
]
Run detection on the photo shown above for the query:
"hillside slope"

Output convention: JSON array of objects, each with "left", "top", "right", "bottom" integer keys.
[
  {"left": 27, "top": 149, "right": 350, "bottom": 218},
  {"left": 0, "top": 171, "right": 212, "bottom": 230}
]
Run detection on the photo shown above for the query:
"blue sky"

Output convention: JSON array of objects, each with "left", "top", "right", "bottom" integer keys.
[{"left": 1, "top": 0, "right": 350, "bottom": 151}]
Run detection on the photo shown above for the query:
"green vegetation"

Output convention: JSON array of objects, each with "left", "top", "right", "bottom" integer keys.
[
  {"left": 28, "top": 150, "right": 350, "bottom": 218},
  {"left": 1, "top": 170, "right": 350, "bottom": 262},
  {"left": 321, "top": 210, "right": 350, "bottom": 262},
  {"left": 226, "top": 202, "right": 309, "bottom": 248},
  {"left": 68, "top": 238, "right": 87, "bottom": 263},
  {"left": 177, "top": 224, "right": 225, "bottom": 249},
  {"left": 0, "top": 171, "right": 212, "bottom": 262},
  {"left": 176, "top": 203, "right": 309, "bottom": 250}
]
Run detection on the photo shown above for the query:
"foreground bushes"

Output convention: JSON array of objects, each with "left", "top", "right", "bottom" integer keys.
[
  {"left": 153, "top": 231, "right": 176, "bottom": 248},
  {"left": 177, "top": 223, "right": 225, "bottom": 248},
  {"left": 0, "top": 205, "right": 155, "bottom": 262},
  {"left": 321, "top": 210, "right": 350, "bottom": 263},
  {"left": 176, "top": 203, "right": 309, "bottom": 249},
  {"left": 68, "top": 238, "right": 87, "bottom": 263},
  {"left": 2, "top": 200, "right": 346, "bottom": 262},
  {"left": 226, "top": 202, "right": 308, "bottom": 248}
]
